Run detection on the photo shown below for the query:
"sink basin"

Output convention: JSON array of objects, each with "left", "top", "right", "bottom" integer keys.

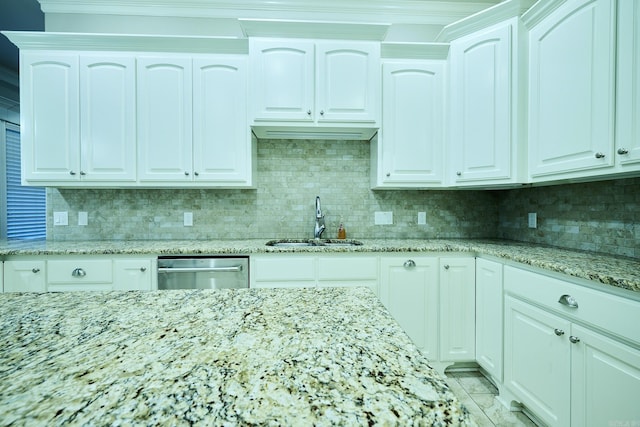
[{"left": 266, "top": 239, "right": 363, "bottom": 247}]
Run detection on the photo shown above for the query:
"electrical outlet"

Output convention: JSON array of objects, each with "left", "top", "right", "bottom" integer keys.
[
  {"left": 184, "top": 212, "right": 193, "bottom": 227},
  {"left": 53, "top": 211, "right": 68, "bottom": 226},
  {"left": 528, "top": 212, "right": 537, "bottom": 229},
  {"left": 374, "top": 211, "right": 393, "bottom": 225},
  {"left": 78, "top": 211, "right": 88, "bottom": 226},
  {"left": 418, "top": 212, "right": 427, "bottom": 225}
]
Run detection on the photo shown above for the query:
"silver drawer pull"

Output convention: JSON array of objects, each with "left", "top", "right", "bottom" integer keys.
[
  {"left": 554, "top": 328, "right": 565, "bottom": 336},
  {"left": 558, "top": 294, "right": 578, "bottom": 308},
  {"left": 140, "top": 267, "right": 147, "bottom": 272},
  {"left": 569, "top": 336, "right": 580, "bottom": 344},
  {"left": 72, "top": 268, "right": 86, "bottom": 277},
  {"left": 32, "top": 268, "right": 40, "bottom": 273},
  {"left": 403, "top": 260, "right": 416, "bottom": 268}
]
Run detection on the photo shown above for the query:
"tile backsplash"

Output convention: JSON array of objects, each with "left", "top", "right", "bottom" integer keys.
[
  {"left": 48, "top": 139, "right": 500, "bottom": 241},
  {"left": 47, "top": 139, "right": 639, "bottom": 258}
]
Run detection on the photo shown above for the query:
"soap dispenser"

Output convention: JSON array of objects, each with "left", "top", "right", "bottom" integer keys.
[{"left": 337, "top": 218, "right": 346, "bottom": 240}]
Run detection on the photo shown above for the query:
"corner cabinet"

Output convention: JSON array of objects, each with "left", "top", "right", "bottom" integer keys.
[
  {"left": 249, "top": 38, "right": 380, "bottom": 137},
  {"left": 525, "top": 0, "right": 617, "bottom": 181},
  {"left": 372, "top": 59, "right": 446, "bottom": 188},
  {"left": 448, "top": 18, "right": 524, "bottom": 186},
  {"left": 379, "top": 254, "right": 475, "bottom": 373}
]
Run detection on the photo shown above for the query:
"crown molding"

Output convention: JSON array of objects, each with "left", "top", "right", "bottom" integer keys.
[
  {"left": 2, "top": 31, "right": 248, "bottom": 53},
  {"left": 239, "top": 19, "right": 391, "bottom": 41},
  {"left": 38, "top": 0, "right": 500, "bottom": 26},
  {"left": 521, "top": 0, "right": 568, "bottom": 29},
  {"left": 436, "top": 0, "right": 536, "bottom": 41}
]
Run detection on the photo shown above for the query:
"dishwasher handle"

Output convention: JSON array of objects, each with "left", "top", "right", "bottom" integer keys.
[{"left": 158, "top": 266, "right": 243, "bottom": 273}]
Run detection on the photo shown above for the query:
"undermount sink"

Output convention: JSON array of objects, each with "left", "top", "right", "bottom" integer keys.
[{"left": 266, "top": 239, "right": 363, "bottom": 247}]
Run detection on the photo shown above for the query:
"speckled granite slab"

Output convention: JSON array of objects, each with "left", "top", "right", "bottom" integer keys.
[
  {"left": 1, "top": 238, "right": 638, "bottom": 293},
  {"left": 0, "top": 287, "right": 475, "bottom": 426}
]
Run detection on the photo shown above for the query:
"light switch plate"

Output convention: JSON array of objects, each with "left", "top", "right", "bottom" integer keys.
[
  {"left": 53, "top": 211, "right": 68, "bottom": 226},
  {"left": 528, "top": 212, "right": 537, "bottom": 229},
  {"left": 374, "top": 211, "right": 393, "bottom": 225},
  {"left": 184, "top": 212, "right": 193, "bottom": 227}
]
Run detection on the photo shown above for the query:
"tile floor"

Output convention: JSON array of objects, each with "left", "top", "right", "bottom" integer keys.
[{"left": 445, "top": 371, "right": 539, "bottom": 426}]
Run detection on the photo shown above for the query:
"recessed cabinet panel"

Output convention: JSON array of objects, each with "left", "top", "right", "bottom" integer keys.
[
  {"left": 449, "top": 22, "right": 514, "bottom": 184},
  {"left": 475, "top": 258, "right": 503, "bottom": 381},
  {"left": 21, "top": 52, "right": 79, "bottom": 182},
  {"left": 193, "top": 57, "right": 251, "bottom": 183},
  {"left": 378, "top": 61, "right": 445, "bottom": 186},
  {"left": 137, "top": 57, "right": 193, "bottom": 181},
  {"left": 3, "top": 260, "right": 46, "bottom": 292},
  {"left": 80, "top": 55, "right": 136, "bottom": 181},
  {"left": 528, "top": 0, "right": 615, "bottom": 179}
]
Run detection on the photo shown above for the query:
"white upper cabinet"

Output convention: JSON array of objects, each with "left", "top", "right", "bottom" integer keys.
[
  {"left": 80, "top": 55, "right": 136, "bottom": 182},
  {"left": 615, "top": 0, "right": 640, "bottom": 169},
  {"left": 21, "top": 52, "right": 79, "bottom": 183},
  {"left": 249, "top": 38, "right": 380, "bottom": 137},
  {"left": 449, "top": 20, "right": 521, "bottom": 185},
  {"left": 137, "top": 56, "right": 193, "bottom": 182},
  {"left": 526, "top": 0, "right": 616, "bottom": 181},
  {"left": 373, "top": 60, "right": 445, "bottom": 188}
]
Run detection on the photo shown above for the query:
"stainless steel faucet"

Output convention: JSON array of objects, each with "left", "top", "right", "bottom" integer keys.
[{"left": 314, "top": 196, "right": 326, "bottom": 239}]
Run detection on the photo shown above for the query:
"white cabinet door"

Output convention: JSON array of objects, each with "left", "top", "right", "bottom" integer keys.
[
  {"left": 137, "top": 56, "right": 193, "bottom": 181},
  {"left": 475, "top": 258, "right": 503, "bottom": 381},
  {"left": 193, "top": 56, "right": 252, "bottom": 184},
  {"left": 250, "top": 40, "right": 315, "bottom": 122},
  {"left": 376, "top": 61, "right": 445, "bottom": 187},
  {"left": 379, "top": 256, "right": 439, "bottom": 360},
  {"left": 570, "top": 324, "right": 640, "bottom": 427},
  {"left": 114, "top": 258, "right": 155, "bottom": 290},
  {"left": 439, "top": 257, "right": 476, "bottom": 362},
  {"left": 3, "top": 260, "right": 46, "bottom": 292},
  {"left": 316, "top": 41, "right": 379, "bottom": 123},
  {"left": 21, "top": 52, "right": 79, "bottom": 182},
  {"left": 616, "top": 0, "right": 640, "bottom": 169},
  {"left": 449, "top": 22, "right": 514, "bottom": 184},
  {"left": 504, "top": 295, "right": 571, "bottom": 427},
  {"left": 80, "top": 55, "right": 136, "bottom": 182},
  {"left": 528, "top": 0, "right": 615, "bottom": 180}
]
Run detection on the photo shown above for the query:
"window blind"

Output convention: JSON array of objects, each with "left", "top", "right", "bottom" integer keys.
[{"left": 5, "top": 127, "right": 46, "bottom": 239}]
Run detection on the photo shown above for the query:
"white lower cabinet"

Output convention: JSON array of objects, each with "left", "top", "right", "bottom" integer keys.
[
  {"left": 379, "top": 254, "right": 475, "bottom": 371},
  {"left": 3, "top": 256, "right": 156, "bottom": 292},
  {"left": 503, "top": 265, "right": 640, "bottom": 427},
  {"left": 250, "top": 254, "right": 378, "bottom": 294},
  {"left": 475, "top": 258, "right": 504, "bottom": 382}
]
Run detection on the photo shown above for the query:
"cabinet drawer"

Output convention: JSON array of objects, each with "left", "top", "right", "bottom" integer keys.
[
  {"left": 504, "top": 266, "right": 640, "bottom": 346},
  {"left": 252, "top": 256, "right": 316, "bottom": 282},
  {"left": 47, "top": 259, "right": 113, "bottom": 284},
  {"left": 318, "top": 256, "right": 378, "bottom": 281}
]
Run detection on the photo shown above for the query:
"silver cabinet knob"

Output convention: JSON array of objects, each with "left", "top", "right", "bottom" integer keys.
[
  {"left": 320, "top": 110, "right": 325, "bottom": 116},
  {"left": 595, "top": 152, "right": 606, "bottom": 159},
  {"left": 386, "top": 172, "right": 391, "bottom": 177},
  {"left": 569, "top": 336, "right": 581, "bottom": 344},
  {"left": 194, "top": 172, "right": 199, "bottom": 177},
  {"left": 69, "top": 170, "right": 76, "bottom": 176},
  {"left": 443, "top": 264, "right": 450, "bottom": 270},
  {"left": 80, "top": 171, "right": 86, "bottom": 176},
  {"left": 140, "top": 267, "right": 147, "bottom": 272},
  {"left": 403, "top": 260, "right": 416, "bottom": 268},
  {"left": 554, "top": 328, "right": 565, "bottom": 336},
  {"left": 617, "top": 148, "right": 629, "bottom": 155},
  {"left": 307, "top": 110, "right": 312, "bottom": 116},
  {"left": 456, "top": 171, "right": 462, "bottom": 176},
  {"left": 558, "top": 294, "right": 578, "bottom": 308},
  {"left": 72, "top": 268, "right": 86, "bottom": 277},
  {"left": 32, "top": 268, "right": 40, "bottom": 273},
  {"left": 184, "top": 171, "right": 190, "bottom": 176}
]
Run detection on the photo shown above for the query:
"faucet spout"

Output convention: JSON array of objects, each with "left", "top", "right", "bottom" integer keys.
[{"left": 314, "top": 196, "right": 326, "bottom": 239}]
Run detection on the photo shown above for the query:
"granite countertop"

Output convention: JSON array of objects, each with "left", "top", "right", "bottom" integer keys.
[
  {"left": 0, "top": 287, "right": 474, "bottom": 426},
  {"left": 1, "top": 238, "right": 638, "bottom": 293}
]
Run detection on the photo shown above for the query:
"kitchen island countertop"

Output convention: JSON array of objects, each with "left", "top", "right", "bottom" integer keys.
[
  {"left": 0, "top": 287, "right": 475, "bottom": 426},
  {"left": 0, "top": 238, "right": 638, "bottom": 293}
]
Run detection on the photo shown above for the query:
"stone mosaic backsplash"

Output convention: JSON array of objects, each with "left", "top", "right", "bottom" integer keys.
[
  {"left": 46, "top": 139, "right": 639, "bottom": 258},
  {"left": 47, "top": 139, "right": 500, "bottom": 242}
]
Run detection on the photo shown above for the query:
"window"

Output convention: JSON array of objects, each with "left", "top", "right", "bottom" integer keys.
[{"left": 1, "top": 121, "right": 46, "bottom": 239}]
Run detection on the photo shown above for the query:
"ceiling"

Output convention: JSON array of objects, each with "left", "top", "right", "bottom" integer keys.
[{"left": 0, "top": 0, "right": 44, "bottom": 73}]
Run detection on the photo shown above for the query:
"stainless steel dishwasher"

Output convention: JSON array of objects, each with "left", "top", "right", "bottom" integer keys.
[{"left": 157, "top": 256, "right": 249, "bottom": 290}]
